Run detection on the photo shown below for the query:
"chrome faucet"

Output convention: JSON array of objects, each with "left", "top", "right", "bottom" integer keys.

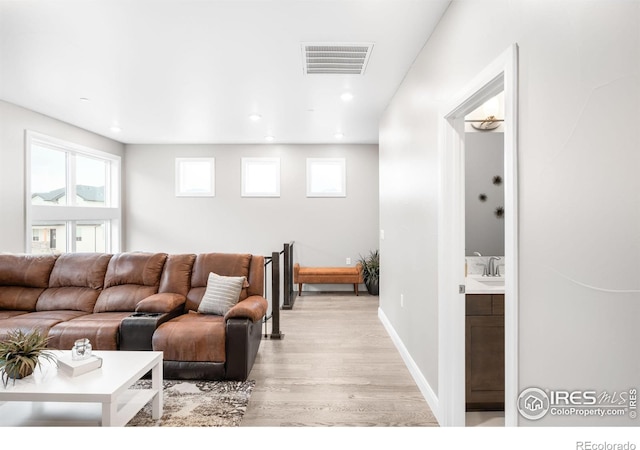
[
  {"left": 482, "top": 262, "right": 490, "bottom": 277},
  {"left": 488, "top": 256, "right": 501, "bottom": 277},
  {"left": 473, "top": 252, "right": 493, "bottom": 276}
]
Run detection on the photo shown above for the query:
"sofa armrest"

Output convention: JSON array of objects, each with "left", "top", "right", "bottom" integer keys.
[
  {"left": 120, "top": 305, "right": 184, "bottom": 351},
  {"left": 136, "top": 293, "right": 186, "bottom": 313},
  {"left": 225, "top": 317, "right": 263, "bottom": 380},
  {"left": 224, "top": 295, "right": 268, "bottom": 322}
]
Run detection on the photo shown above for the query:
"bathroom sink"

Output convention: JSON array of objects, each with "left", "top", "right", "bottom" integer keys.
[
  {"left": 476, "top": 278, "right": 505, "bottom": 287},
  {"left": 466, "top": 274, "right": 505, "bottom": 292}
]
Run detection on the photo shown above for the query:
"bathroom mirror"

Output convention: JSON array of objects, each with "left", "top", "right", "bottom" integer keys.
[{"left": 465, "top": 131, "right": 505, "bottom": 256}]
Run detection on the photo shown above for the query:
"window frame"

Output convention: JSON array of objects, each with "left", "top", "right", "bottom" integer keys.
[
  {"left": 25, "top": 131, "right": 122, "bottom": 253},
  {"left": 306, "top": 157, "right": 347, "bottom": 197},
  {"left": 241, "top": 157, "right": 281, "bottom": 197},
  {"left": 175, "top": 157, "right": 216, "bottom": 197}
]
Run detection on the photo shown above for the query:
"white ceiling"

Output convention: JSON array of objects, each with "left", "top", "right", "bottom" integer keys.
[{"left": 0, "top": 0, "right": 451, "bottom": 144}]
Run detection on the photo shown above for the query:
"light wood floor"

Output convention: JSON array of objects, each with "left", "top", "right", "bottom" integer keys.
[{"left": 241, "top": 292, "right": 439, "bottom": 427}]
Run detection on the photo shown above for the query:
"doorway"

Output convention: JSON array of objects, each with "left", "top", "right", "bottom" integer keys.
[
  {"left": 464, "top": 93, "right": 505, "bottom": 426},
  {"left": 437, "top": 44, "right": 519, "bottom": 427}
]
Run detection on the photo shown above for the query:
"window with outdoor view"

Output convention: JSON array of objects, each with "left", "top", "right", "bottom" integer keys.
[{"left": 26, "top": 131, "right": 121, "bottom": 254}]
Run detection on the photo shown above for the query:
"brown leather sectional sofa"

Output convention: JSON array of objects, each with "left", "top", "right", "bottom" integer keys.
[{"left": 0, "top": 251, "right": 267, "bottom": 381}]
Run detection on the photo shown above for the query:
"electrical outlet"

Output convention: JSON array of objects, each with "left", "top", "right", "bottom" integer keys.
[
  {"left": 346, "top": 257, "right": 351, "bottom": 265},
  {"left": 380, "top": 229, "right": 385, "bottom": 240},
  {"left": 401, "top": 293, "right": 404, "bottom": 307}
]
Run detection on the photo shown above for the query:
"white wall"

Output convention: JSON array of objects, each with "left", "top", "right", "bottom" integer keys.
[
  {"left": 0, "top": 100, "right": 125, "bottom": 253},
  {"left": 124, "top": 143, "right": 379, "bottom": 291},
  {"left": 380, "top": 0, "right": 640, "bottom": 426}
]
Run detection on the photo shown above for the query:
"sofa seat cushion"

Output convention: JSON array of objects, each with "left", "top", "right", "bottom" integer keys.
[
  {"left": 0, "top": 310, "right": 88, "bottom": 340},
  {"left": 0, "top": 310, "right": 30, "bottom": 320},
  {"left": 153, "top": 312, "right": 226, "bottom": 363},
  {"left": 47, "top": 312, "right": 132, "bottom": 351}
]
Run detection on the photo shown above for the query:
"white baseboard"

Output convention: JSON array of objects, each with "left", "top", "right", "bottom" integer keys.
[{"left": 378, "top": 306, "right": 441, "bottom": 425}]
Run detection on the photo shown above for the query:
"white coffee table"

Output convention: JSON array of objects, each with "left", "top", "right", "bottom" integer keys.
[{"left": 0, "top": 350, "right": 163, "bottom": 427}]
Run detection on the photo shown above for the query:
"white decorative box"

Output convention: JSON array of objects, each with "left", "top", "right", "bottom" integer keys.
[{"left": 57, "top": 355, "right": 103, "bottom": 377}]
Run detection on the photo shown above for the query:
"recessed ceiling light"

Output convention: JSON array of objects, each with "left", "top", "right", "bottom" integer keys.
[
  {"left": 334, "top": 132, "right": 344, "bottom": 139},
  {"left": 265, "top": 135, "right": 275, "bottom": 142},
  {"left": 340, "top": 92, "right": 354, "bottom": 102},
  {"left": 249, "top": 113, "right": 262, "bottom": 121},
  {"left": 110, "top": 125, "right": 121, "bottom": 133}
]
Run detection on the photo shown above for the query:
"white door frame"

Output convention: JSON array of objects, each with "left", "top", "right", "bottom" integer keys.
[{"left": 437, "top": 44, "right": 519, "bottom": 427}]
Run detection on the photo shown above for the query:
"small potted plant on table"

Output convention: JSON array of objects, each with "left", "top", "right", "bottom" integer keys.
[{"left": 0, "top": 329, "right": 57, "bottom": 387}]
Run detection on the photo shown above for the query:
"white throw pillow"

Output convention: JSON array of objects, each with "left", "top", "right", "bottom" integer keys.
[{"left": 198, "top": 272, "right": 246, "bottom": 315}]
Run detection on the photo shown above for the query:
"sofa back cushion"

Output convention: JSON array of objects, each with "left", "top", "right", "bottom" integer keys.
[
  {"left": 36, "top": 253, "right": 113, "bottom": 313},
  {"left": 0, "top": 254, "right": 58, "bottom": 288},
  {"left": 158, "top": 253, "right": 196, "bottom": 296},
  {"left": 94, "top": 252, "right": 167, "bottom": 312},
  {"left": 0, "top": 254, "right": 58, "bottom": 311},
  {"left": 48, "top": 253, "right": 113, "bottom": 289},
  {"left": 247, "top": 255, "right": 264, "bottom": 298},
  {"left": 186, "top": 253, "right": 252, "bottom": 312}
]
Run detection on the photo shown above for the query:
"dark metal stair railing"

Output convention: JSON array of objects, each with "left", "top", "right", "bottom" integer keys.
[
  {"left": 262, "top": 251, "right": 284, "bottom": 340},
  {"left": 262, "top": 241, "right": 298, "bottom": 339},
  {"left": 269, "top": 250, "right": 284, "bottom": 339},
  {"left": 282, "top": 241, "right": 298, "bottom": 310}
]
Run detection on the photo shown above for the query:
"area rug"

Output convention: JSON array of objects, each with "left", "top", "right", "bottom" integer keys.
[{"left": 127, "top": 379, "right": 255, "bottom": 427}]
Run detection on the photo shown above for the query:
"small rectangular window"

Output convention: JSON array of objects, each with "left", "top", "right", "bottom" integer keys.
[
  {"left": 241, "top": 157, "right": 280, "bottom": 197},
  {"left": 175, "top": 158, "right": 215, "bottom": 197},
  {"left": 306, "top": 158, "right": 346, "bottom": 197}
]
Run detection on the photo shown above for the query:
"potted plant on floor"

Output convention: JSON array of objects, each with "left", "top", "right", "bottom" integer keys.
[
  {"left": 358, "top": 249, "right": 380, "bottom": 296},
  {"left": 0, "top": 329, "right": 57, "bottom": 387}
]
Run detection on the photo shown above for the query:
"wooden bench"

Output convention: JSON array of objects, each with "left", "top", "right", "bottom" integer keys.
[{"left": 293, "top": 263, "right": 364, "bottom": 295}]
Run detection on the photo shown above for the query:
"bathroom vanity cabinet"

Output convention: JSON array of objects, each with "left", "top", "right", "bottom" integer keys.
[{"left": 465, "top": 294, "right": 504, "bottom": 411}]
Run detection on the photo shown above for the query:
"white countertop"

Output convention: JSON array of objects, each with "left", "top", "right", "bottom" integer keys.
[{"left": 465, "top": 274, "right": 505, "bottom": 294}]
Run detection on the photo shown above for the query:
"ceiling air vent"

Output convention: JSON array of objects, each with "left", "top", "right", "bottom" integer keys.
[{"left": 301, "top": 43, "right": 374, "bottom": 75}]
